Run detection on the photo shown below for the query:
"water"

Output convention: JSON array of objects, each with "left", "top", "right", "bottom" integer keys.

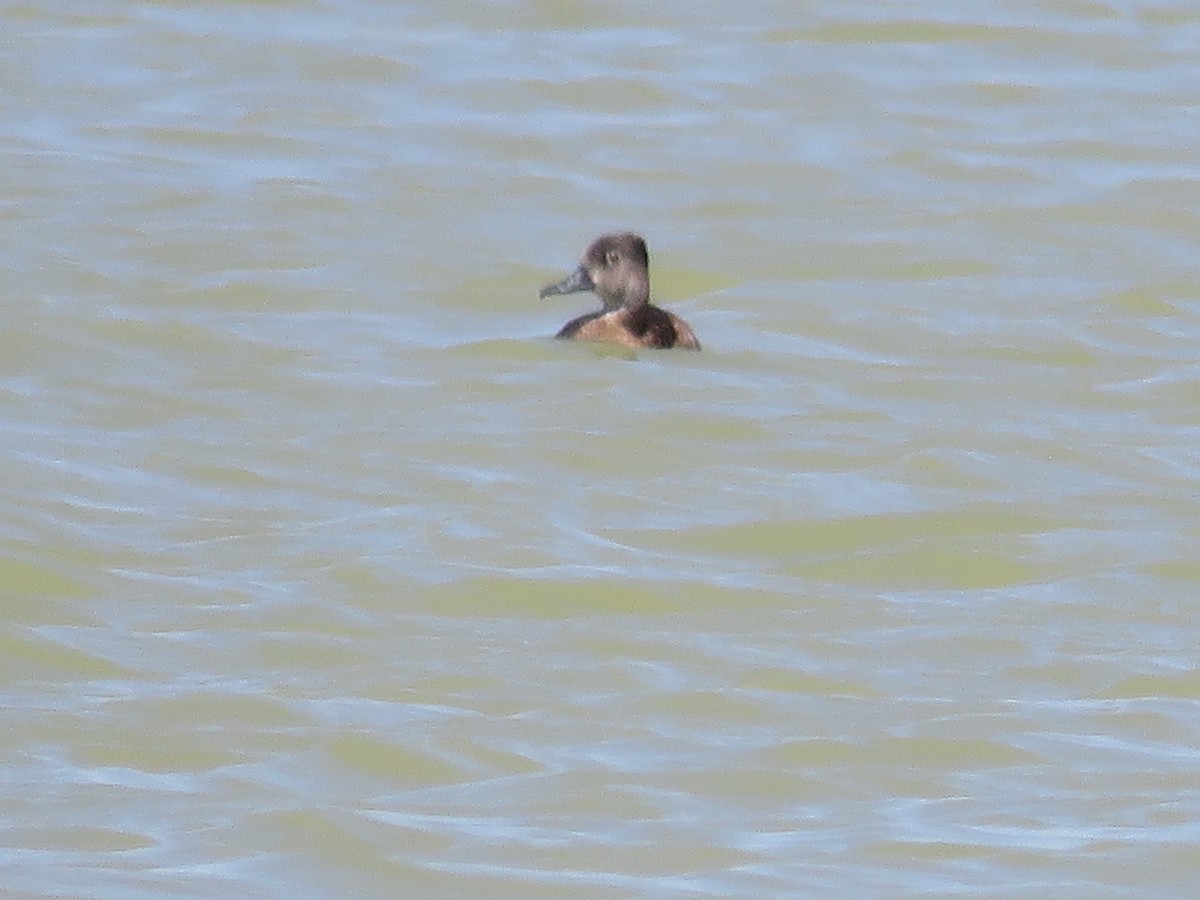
[{"left": 3, "top": 1, "right": 1200, "bottom": 896}]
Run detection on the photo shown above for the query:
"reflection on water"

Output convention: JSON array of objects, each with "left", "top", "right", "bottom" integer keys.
[{"left": 3, "top": 1, "right": 1200, "bottom": 896}]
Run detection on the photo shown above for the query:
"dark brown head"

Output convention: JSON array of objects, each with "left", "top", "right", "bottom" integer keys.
[{"left": 539, "top": 233, "right": 652, "bottom": 312}]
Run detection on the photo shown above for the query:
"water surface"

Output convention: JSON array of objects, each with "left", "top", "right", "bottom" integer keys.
[{"left": 3, "top": 1, "right": 1200, "bottom": 896}]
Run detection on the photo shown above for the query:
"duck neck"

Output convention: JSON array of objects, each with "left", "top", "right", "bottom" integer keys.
[{"left": 603, "top": 280, "right": 650, "bottom": 313}]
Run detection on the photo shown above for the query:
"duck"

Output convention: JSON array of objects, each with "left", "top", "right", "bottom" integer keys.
[{"left": 539, "top": 233, "right": 701, "bottom": 350}]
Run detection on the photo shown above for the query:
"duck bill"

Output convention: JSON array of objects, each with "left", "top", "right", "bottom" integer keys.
[{"left": 539, "top": 265, "right": 594, "bottom": 298}]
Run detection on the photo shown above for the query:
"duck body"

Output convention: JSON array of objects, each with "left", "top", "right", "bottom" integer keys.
[{"left": 539, "top": 233, "right": 701, "bottom": 351}]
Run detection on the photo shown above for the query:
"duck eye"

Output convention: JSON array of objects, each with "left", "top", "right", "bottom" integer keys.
[{"left": 605, "top": 250, "right": 620, "bottom": 266}]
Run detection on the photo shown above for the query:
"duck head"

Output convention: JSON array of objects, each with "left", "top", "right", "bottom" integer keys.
[{"left": 539, "top": 233, "right": 651, "bottom": 312}]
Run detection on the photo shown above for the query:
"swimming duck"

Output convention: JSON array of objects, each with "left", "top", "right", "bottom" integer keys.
[{"left": 539, "top": 233, "right": 701, "bottom": 350}]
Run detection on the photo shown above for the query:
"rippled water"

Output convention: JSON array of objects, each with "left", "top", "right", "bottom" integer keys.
[{"left": 4, "top": 1, "right": 1200, "bottom": 896}]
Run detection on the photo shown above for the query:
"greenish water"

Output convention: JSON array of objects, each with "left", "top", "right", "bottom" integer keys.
[{"left": 3, "top": 1, "right": 1200, "bottom": 897}]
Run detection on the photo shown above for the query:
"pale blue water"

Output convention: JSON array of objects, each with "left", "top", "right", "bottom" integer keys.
[{"left": 3, "top": 1, "right": 1200, "bottom": 897}]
